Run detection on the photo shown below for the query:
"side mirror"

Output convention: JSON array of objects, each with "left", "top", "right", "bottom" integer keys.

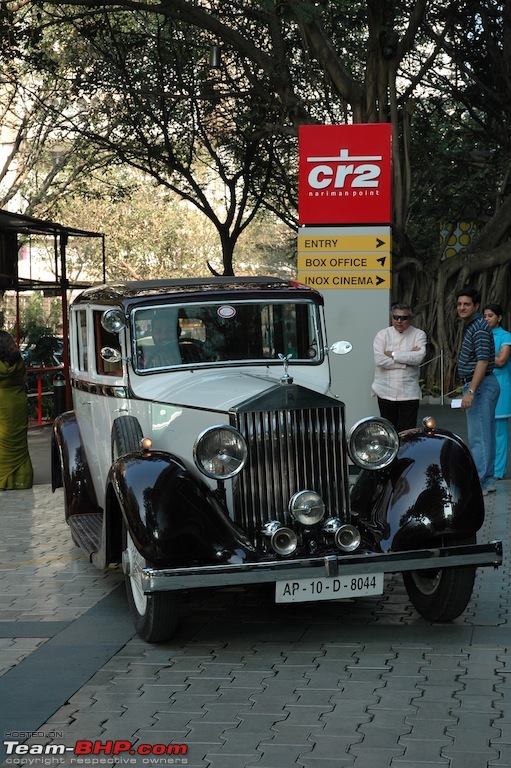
[
  {"left": 329, "top": 341, "right": 353, "bottom": 355},
  {"left": 100, "top": 346, "right": 123, "bottom": 363}
]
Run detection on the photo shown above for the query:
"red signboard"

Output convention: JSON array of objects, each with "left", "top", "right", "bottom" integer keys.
[{"left": 298, "top": 124, "right": 392, "bottom": 225}]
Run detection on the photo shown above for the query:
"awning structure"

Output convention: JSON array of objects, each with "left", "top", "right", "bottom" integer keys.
[
  {"left": 0, "top": 208, "right": 106, "bottom": 412},
  {"left": 0, "top": 208, "right": 105, "bottom": 292}
]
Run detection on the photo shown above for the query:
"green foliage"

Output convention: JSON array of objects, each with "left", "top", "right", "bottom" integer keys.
[{"left": 9, "top": 294, "right": 58, "bottom": 345}]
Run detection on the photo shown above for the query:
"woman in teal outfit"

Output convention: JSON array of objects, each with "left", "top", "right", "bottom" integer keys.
[
  {"left": 483, "top": 304, "right": 511, "bottom": 480},
  {"left": 0, "top": 330, "right": 33, "bottom": 489}
]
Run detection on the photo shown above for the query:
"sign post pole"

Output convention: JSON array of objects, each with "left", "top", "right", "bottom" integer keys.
[{"left": 297, "top": 124, "right": 393, "bottom": 428}]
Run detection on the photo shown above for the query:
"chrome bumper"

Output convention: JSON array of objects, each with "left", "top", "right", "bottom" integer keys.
[{"left": 140, "top": 540, "right": 503, "bottom": 593}]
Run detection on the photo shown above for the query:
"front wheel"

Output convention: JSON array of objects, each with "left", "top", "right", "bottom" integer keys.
[
  {"left": 402, "top": 537, "right": 476, "bottom": 622},
  {"left": 122, "top": 525, "right": 180, "bottom": 643}
]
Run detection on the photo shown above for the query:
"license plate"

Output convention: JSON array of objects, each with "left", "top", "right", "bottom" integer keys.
[{"left": 275, "top": 573, "right": 384, "bottom": 603}]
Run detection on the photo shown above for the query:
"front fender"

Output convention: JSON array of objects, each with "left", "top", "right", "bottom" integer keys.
[
  {"left": 350, "top": 428, "right": 484, "bottom": 553},
  {"left": 108, "top": 451, "right": 257, "bottom": 568}
]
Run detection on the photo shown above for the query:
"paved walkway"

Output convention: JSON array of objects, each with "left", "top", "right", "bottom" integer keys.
[{"left": 1, "top": 415, "right": 511, "bottom": 767}]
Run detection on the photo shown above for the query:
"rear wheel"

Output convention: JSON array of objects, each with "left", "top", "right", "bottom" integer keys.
[
  {"left": 122, "top": 525, "right": 180, "bottom": 643},
  {"left": 403, "top": 537, "right": 476, "bottom": 621}
]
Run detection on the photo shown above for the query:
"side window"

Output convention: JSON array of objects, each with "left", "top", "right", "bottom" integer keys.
[
  {"left": 75, "top": 309, "right": 88, "bottom": 372},
  {"left": 94, "top": 310, "right": 122, "bottom": 376}
]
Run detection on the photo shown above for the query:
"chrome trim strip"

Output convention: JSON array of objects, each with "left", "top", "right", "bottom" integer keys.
[
  {"left": 71, "top": 377, "right": 128, "bottom": 398},
  {"left": 140, "top": 541, "right": 503, "bottom": 592}
]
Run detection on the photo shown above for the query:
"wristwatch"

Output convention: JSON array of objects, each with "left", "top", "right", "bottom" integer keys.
[{"left": 467, "top": 389, "right": 476, "bottom": 395}]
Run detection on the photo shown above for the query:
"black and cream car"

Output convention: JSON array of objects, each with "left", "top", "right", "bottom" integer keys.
[{"left": 52, "top": 277, "right": 502, "bottom": 642}]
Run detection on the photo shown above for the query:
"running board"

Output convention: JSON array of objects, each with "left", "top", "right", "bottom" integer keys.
[{"left": 68, "top": 513, "right": 103, "bottom": 556}]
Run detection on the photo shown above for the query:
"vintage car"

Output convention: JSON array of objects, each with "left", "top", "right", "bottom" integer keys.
[{"left": 52, "top": 277, "right": 502, "bottom": 642}]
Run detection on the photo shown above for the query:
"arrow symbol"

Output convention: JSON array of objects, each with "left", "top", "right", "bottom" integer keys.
[
  {"left": 376, "top": 256, "right": 387, "bottom": 267},
  {"left": 376, "top": 238, "right": 386, "bottom": 248},
  {"left": 376, "top": 275, "right": 385, "bottom": 285}
]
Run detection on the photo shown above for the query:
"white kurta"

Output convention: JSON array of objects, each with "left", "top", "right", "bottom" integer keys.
[{"left": 371, "top": 325, "right": 427, "bottom": 401}]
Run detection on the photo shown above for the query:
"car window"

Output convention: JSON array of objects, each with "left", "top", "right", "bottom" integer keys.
[
  {"left": 75, "top": 309, "right": 88, "bottom": 372},
  {"left": 133, "top": 301, "right": 321, "bottom": 372}
]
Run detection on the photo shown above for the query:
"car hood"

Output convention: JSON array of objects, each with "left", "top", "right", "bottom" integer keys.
[{"left": 131, "top": 367, "right": 328, "bottom": 412}]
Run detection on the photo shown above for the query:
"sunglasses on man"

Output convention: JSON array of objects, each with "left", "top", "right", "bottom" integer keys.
[{"left": 392, "top": 314, "right": 411, "bottom": 322}]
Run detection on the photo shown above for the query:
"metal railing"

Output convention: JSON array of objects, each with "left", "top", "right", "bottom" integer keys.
[
  {"left": 419, "top": 350, "right": 462, "bottom": 405},
  {"left": 26, "top": 366, "right": 65, "bottom": 427}
]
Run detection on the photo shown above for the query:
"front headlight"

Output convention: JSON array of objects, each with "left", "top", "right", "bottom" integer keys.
[
  {"left": 193, "top": 425, "right": 248, "bottom": 480},
  {"left": 348, "top": 417, "right": 399, "bottom": 470}
]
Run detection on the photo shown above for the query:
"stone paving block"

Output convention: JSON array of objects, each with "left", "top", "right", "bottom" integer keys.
[
  {"left": 406, "top": 701, "right": 457, "bottom": 720},
  {"left": 330, "top": 680, "right": 386, "bottom": 700},
  {"left": 416, "top": 669, "right": 460, "bottom": 685},
  {"left": 163, "top": 692, "right": 219, "bottom": 713},
  {"left": 278, "top": 706, "right": 333, "bottom": 728},
  {"left": 388, "top": 644, "right": 434, "bottom": 655},
  {"left": 230, "top": 711, "right": 288, "bottom": 732},
  {"left": 204, "top": 754, "right": 260, "bottom": 768},
  {"left": 348, "top": 653, "right": 395, "bottom": 668},
  {"left": 442, "top": 751, "right": 500, "bottom": 768},
  {"left": 77, "top": 696, "right": 126, "bottom": 714},
  {"left": 444, "top": 726, "right": 496, "bottom": 751},
  {"left": 423, "top": 652, "right": 469, "bottom": 667},
  {"left": 224, "top": 670, "right": 276, "bottom": 687},
  {"left": 217, "top": 729, "right": 272, "bottom": 752},
  {"left": 398, "top": 735, "right": 453, "bottom": 759},
  {"left": 198, "top": 661, "right": 247, "bottom": 675},
  {"left": 366, "top": 691, "right": 416, "bottom": 711},
  {"left": 458, "top": 678, "right": 502, "bottom": 697},
  {"left": 182, "top": 676, "right": 234, "bottom": 694},
  {"left": 205, "top": 687, "right": 259, "bottom": 706},
  {"left": 301, "top": 671, "right": 350, "bottom": 687},
  {"left": 347, "top": 744, "right": 405, "bottom": 764},
  {"left": 450, "top": 694, "right": 498, "bottom": 712},
  {"left": 262, "top": 723, "right": 324, "bottom": 746},
  {"left": 377, "top": 675, "right": 425, "bottom": 691},
  {"left": 488, "top": 742, "right": 511, "bottom": 760},
  {"left": 412, "top": 684, "right": 463, "bottom": 702},
  {"left": 149, "top": 711, "right": 195, "bottom": 730},
  {"left": 272, "top": 664, "right": 319, "bottom": 679},
  {"left": 292, "top": 689, "right": 339, "bottom": 706},
  {"left": 254, "top": 742, "right": 314, "bottom": 763},
  {"left": 145, "top": 724, "right": 219, "bottom": 752},
  {"left": 319, "top": 643, "right": 364, "bottom": 657},
  {"left": 248, "top": 692, "right": 301, "bottom": 711},
  {"left": 404, "top": 719, "right": 452, "bottom": 740},
  {"left": 357, "top": 724, "right": 412, "bottom": 748},
  {"left": 197, "top": 703, "right": 254, "bottom": 722},
  {"left": 319, "top": 699, "right": 373, "bottom": 720},
  {"left": 492, "top": 721, "right": 511, "bottom": 743},
  {"left": 304, "top": 733, "right": 361, "bottom": 759},
  {"left": 392, "top": 760, "right": 449, "bottom": 767}
]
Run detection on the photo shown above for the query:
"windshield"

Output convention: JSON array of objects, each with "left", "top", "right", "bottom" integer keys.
[{"left": 133, "top": 300, "right": 322, "bottom": 372}]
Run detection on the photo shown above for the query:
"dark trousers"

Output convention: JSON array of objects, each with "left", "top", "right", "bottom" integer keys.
[{"left": 377, "top": 397, "right": 420, "bottom": 432}]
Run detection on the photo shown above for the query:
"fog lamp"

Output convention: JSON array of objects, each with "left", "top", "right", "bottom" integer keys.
[{"left": 289, "top": 490, "right": 325, "bottom": 525}]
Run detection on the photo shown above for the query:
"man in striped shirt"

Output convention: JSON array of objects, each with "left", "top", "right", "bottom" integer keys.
[{"left": 456, "top": 286, "right": 500, "bottom": 495}]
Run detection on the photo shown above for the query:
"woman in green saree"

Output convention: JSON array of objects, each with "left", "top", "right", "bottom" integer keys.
[{"left": 0, "top": 331, "right": 33, "bottom": 489}]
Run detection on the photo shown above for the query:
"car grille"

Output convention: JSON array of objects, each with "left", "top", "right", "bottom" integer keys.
[{"left": 231, "top": 385, "right": 349, "bottom": 543}]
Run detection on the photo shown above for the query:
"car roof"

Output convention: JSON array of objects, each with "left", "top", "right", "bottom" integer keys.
[{"left": 72, "top": 277, "right": 323, "bottom": 309}]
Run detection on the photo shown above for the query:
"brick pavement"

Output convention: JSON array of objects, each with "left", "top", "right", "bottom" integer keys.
[{"left": 0, "top": 472, "right": 510, "bottom": 768}]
